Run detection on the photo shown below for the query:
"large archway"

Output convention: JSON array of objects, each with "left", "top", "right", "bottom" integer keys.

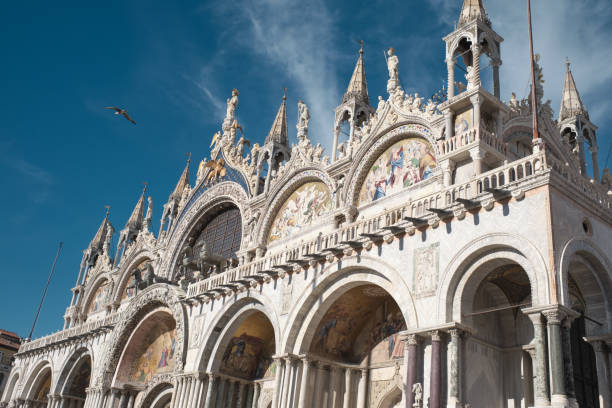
[
  {"left": 205, "top": 309, "right": 277, "bottom": 408},
  {"left": 55, "top": 351, "right": 91, "bottom": 408},
  {"left": 458, "top": 261, "right": 534, "bottom": 408},
  {"left": 298, "top": 284, "right": 407, "bottom": 408},
  {"left": 111, "top": 308, "right": 178, "bottom": 406},
  {"left": 23, "top": 364, "right": 52, "bottom": 407}
]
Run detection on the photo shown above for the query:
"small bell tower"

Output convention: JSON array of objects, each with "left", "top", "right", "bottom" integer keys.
[
  {"left": 438, "top": 0, "right": 508, "bottom": 177},
  {"left": 332, "top": 42, "right": 374, "bottom": 162}
]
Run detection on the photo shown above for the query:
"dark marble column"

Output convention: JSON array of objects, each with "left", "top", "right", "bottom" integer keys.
[
  {"left": 214, "top": 378, "right": 225, "bottom": 408},
  {"left": 561, "top": 317, "right": 577, "bottom": 406},
  {"left": 403, "top": 334, "right": 419, "bottom": 408},
  {"left": 429, "top": 331, "right": 441, "bottom": 408},
  {"left": 591, "top": 341, "right": 611, "bottom": 408},
  {"left": 528, "top": 313, "right": 550, "bottom": 407},
  {"left": 203, "top": 374, "right": 216, "bottom": 408},
  {"left": 544, "top": 309, "right": 568, "bottom": 406},
  {"left": 251, "top": 383, "right": 261, "bottom": 408}
]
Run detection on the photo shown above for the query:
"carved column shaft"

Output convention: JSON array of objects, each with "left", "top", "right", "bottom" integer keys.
[
  {"left": 271, "top": 358, "right": 283, "bottom": 408},
  {"left": 447, "top": 329, "right": 463, "bottom": 406},
  {"left": 203, "top": 375, "right": 216, "bottom": 408},
  {"left": 472, "top": 44, "right": 481, "bottom": 87},
  {"left": 356, "top": 368, "right": 368, "bottom": 408},
  {"left": 447, "top": 59, "right": 455, "bottom": 99},
  {"left": 544, "top": 310, "right": 567, "bottom": 402}
]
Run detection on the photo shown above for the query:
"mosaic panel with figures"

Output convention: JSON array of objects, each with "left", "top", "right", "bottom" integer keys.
[
  {"left": 311, "top": 285, "right": 406, "bottom": 364},
  {"left": 130, "top": 325, "right": 177, "bottom": 383},
  {"left": 121, "top": 259, "right": 153, "bottom": 300},
  {"left": 358, "top": 138, "right": 436, "bottom": 205},
  {"left": 87, "top": 281, "right": 108, "bottom": 315},
  {"left": 268, "top": 181, "right": 332, "bottom": 243}
]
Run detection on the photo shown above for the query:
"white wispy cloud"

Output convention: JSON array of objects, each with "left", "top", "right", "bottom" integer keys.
[
  {"left": 212, "top": 0, "right": 340, "bottom": 150},
  {"left": 0, "top": 142, "right": 54, "bottom": 205}
]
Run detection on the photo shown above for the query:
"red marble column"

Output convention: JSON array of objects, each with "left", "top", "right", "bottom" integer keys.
[
  {"left": 429, "top": 331, "right": 441, "bottom": 408},
  {"left": 405, "top": 334, "right": 418, "bottom": 408}
]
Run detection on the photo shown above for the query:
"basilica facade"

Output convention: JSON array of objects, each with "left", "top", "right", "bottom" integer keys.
[{"left": 2, "top": 1, "right": 612, "bottom": 407}]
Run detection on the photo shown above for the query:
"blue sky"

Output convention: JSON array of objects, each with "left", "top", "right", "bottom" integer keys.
[{"left": 1, "top": 0, "right": 611, "bottom": 339}]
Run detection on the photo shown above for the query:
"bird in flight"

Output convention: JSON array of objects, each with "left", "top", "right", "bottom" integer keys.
[{"left": 105, "top": 107, "right": 136, "bottom": 124}]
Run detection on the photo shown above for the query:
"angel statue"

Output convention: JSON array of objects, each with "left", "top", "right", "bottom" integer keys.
[
  {"left": 196, "top": 157, "right": 208, "bottom": 184},
  {"left": 205, "top": 158, "right": 227, "bottom": 185}
]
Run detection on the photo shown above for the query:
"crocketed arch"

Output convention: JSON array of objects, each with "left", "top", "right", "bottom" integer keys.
[
  {"left": 283, "top": 255, "right": 417, "bottom": 355},
  {"left": 112, "top": 252, "right": 154, "bottom": 303},
  {"left": 197, "top": 292, "right": 280, "bottom": 373},
  {"left": 54, "top": 347, "right": 92, "bottom": 396},
  {"left": 345, "top": 122, "right": 440, "bottom": 207},
  {"left": 436, "top": 233, "right": 550, "bottom": 322},
  {"left": 256, "top": 168, "right": 335, "bottom": 247},
  {"left": 81, "top": 274, "right": 111, "bottom": 317},
  {"left": 446, "top": 32, "right": 476, "bottom": 59},
  {"left": 1, "top": 370, "right": 20, "bottom": 402},
  {"left": 160, "top": 181, "right": 247, "bottom": 281},
  {"left": 21, "top": 360, "right": 52, "bottom": 401},
  {"left": 559, "top": 237, "right": 612, "bottom": 332},
  {"left": 97, "top": 284, "right": 186, "bottom": 388}
]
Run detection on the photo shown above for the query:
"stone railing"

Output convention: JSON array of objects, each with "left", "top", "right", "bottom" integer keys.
[
  {"left": 18, "top": 314, "right": 119, "bottom": 354},
  {"left": 187, "top": 152, "right": 552, "bottom": 300},
  {"left": 438, "top": 128, "right": 507, "bottom": 156}
]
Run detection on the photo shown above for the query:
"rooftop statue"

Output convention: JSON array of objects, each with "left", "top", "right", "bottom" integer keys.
[
  {"left": 386, "top": 47, "right": 400, "bottom": 92},
  {"left": 225, "top": 89, "right": 239, "bottom": 125}
]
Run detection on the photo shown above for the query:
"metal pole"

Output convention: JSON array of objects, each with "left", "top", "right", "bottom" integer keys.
[
  {"left": 28, "top": 242, "right": 63, "bottom": 340},
  {"left": 527, "top": 0, "right": 540, "bottom": 140}
]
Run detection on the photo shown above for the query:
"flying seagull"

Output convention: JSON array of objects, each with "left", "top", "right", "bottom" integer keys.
[{"left": 105, "top": 107, "right": 136, "bottom": 124}]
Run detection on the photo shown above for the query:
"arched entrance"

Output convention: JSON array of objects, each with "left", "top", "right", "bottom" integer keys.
[
  {"left": 458, "top": 260, "right": 535, "bottom": 408},
  {"left": 24, "top": 365, "right": 52, "bottom": 408},
  {"left": 56, "top": 352, "right": 91, "bottom": 408},
  {"left": 208, "top": 311, "right": 276, "bottom": 408},
  {"left": 112, "top": 309, "right": 178, "bottom": 406},
  {"left": 299, "top": 284, "right": 407, "bottom": 408}
]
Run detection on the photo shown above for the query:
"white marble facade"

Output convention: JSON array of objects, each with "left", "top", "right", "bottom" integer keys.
[{"left": 3, "top": 1, "right": 612, "bottom": 408}]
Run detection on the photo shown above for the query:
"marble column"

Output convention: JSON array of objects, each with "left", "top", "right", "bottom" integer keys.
[
  {"left": 203, "top": 374, "right": 216, "bottom": 408},
  {"left": 126, "top": 394, "right": 135, "bottom": 408},
  {"left": 117, "top": 391, "right": 127, "bottom": 408},
  {"left": 343, "top": 368, "right": 352, "bottom": 408},
  {"left": 447, "top": 329, "right": 463, "bottom": 408},
  {"left": 189, "top": 376, "right": 198, "bottom": 408},
  {"left": 236, "top": 382, "right": 246, "bottom": 408},
  {"left": 214, "top": 379, "right": 225, "bottom": 408},
  {"left": 492, "top": 62, "right": 500, "bottom": 98},
  {"left": 176, "top": 377, "right": 187, "bottom": 408},
  {"left": 330, "top": 366, "right": 342, "bottom": 408},
  {"left": 544, "top": 309, "right": 568, "bottom": 406},
  {"left": 528, "top": 313, "right": 550, "bottom": 407},
  {"left": 194, "top": 376, "right": 205, "bottom": 408},
  {"left": 445, "top": 112, "right": 454, "bottom": 140},
  {"left": 561, "top": 318, "right": 577, "bottom": 407},
  {"left": 280, "top": 358, "right": 293, "bottom": 408},
  {"left": 251, "top": 383, "right": 261, "bottom": 408},
  {"left": 471, "top": 44, "right": 481, "bottom": 88},
  {"left": 446, "top": 58, "right": 455, "bottom": 99},
  {"left": 297, "top": 358, "right": 310, "bottom": 408},
  {"left": 591, "top": 341, "right": 611, "bottom": 408},
  {"left": 470, "top": 94, "right": 482, "bottom": 132},
  {"left": 225, "top": 380, "right": 235, "bottom": 408},
  {"left": 356, "top": 368, "right": 368, "bottom": 408},
  {"left": 429, "top": 331, "right": 441, "bottom": 408},
  {"left": 272, "top": 358, "right": 283, "bottom": 408},
  {"left": 404, "top": 334, "right": 419, "bottom": 408}
]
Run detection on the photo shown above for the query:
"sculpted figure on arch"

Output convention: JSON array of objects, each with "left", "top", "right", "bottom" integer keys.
[
  {"left": 386, "top": 47, "right": 399, "bottom": 81},
  {"left": 224, "top": 88, "right": 239, "bottom": 126}
]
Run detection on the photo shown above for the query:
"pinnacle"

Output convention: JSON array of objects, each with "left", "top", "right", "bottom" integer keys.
[
  {"left": 559, "top": 58, "right": 587, "bottom": 122},
  {"left": 170, "top": 157, "right": 191, "bottom": 201},
  {"left": 125, "top": 188, "right": 146, "bottom": 230},
  {"left": 458, "top": 0, "right": 491, "bottom": 28},
  {"left": 90, "top": 211, "right": 112, "bottom": 250},
  {"left": 342, "top": 45, "right": 369, "bottom": 105},
  {"left": 265, "top": 93, "right": 289, "bottom": 147}
]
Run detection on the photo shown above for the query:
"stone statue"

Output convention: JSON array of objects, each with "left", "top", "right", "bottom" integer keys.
[
  {"left": 237, "top": 136, "right": 250, "bottom": 157},
  {"left": 297, "top": 100, "right": 310, "bottom": 132},
  {"left": 466, "top": 66, "right": 476, "bottom": 90},
  {"left": 509, "top": 92, "right": 519, "bottom": 111},
  {"left": 196, "top": 158, "right": 207, "bottom": 184},
  {"left": 377, "top": 96, "right": 386, "bottom": 117},
  {"left": 225, "top": 88, "right": 239, "bottom": 124},
  {"left": 425, "top": 99, "right": 436, "bottom": 116},
  {"left": 144, "top": 263, "right": 156, "bottom": 286},
  {"left": 386, "top": 47, "right": 399, "bottom": 81},
  {"left": 412, "top": 93, "right": 423, "bottom": 110},
  {"left": 412, "top": 382, "right": 423, "bottom": 408},
  {"left": 103, "top": 228, "right": 113, "bottom": 255},
  {"left": 313, "top": 143, "right": 324, "bottom": 162},
  {"left": 144, "top": 196, "right": 153, "bottom": 229}
]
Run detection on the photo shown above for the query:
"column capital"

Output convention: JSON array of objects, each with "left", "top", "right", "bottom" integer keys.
[
  {"left": 469, "top": 147, "right": 485, "bottom": 161},
  {"left": 429, "top": 330, "right": 442, "bottom": 341},
  {"left": 543, "top": 309, "right": 566, "bottom": 325},
  {"left": 471, "top": 43, "right": 481, "bottom": 53},
  {"left": 526, "top": 311, "right": 544, "bottom": 325},
  {"left": 469, "top": 94, "right": 483, "bottom": 106},
  {"left": 399, "top": 332, "right": 420, "bottom": 345}
]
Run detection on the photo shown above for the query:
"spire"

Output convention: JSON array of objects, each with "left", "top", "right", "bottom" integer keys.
[
  {"left": 125, "top": 184, "right": 146, "bottom": 230},
  {"left": 559, "top": 57, "right": 588, "bottom": 122},
  {"left": 265, "top": 90, "right": 289, "bottom": 146},
  {"left": 90, "top": 207, "right": 112, "bottom": 250},
  {"left": 458, "top": 0, "right": 491, "bottom": 28},
  {"left": 342, "top": 41, "right": 369, "bottom": 105},
  {"left": 171, "top": 154, "right": 191, "bottom": 200}
]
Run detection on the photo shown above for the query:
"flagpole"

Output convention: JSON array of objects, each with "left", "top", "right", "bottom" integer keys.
[
  {"left": 527, "top": 0, "right": 540, "bottom": 140},
  {"left": 28, "top": 242, "right": 63, "bottom": 341}
]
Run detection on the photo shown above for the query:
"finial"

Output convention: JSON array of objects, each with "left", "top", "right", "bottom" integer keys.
[
  {"left": 565, "top": 57, "right": 571, "bottom": 71},
  {"left": 358, "top": 39, "right": 364, "bottom": 55},
  {"left": 142, "top": 181, "right": 148, "bottom": 194},
  {"left": 104, "top": 205, "right": 110, "bottom": 218},
  {"left": 283, "top": 87, "right": 287, "bottom": 101},
  {"left": 187, "top": 152, "right": 191, "bottom": 164}
]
